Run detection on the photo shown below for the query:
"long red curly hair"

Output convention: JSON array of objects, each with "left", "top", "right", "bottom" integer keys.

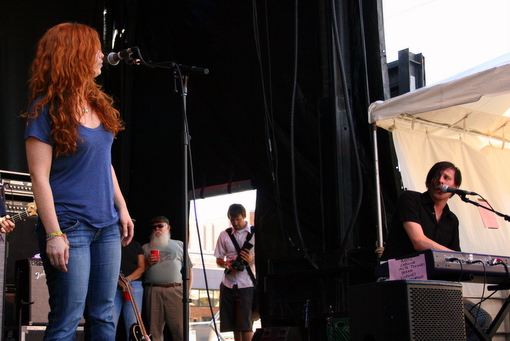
[{"left": 24, "top": 22, "right": 124, "bottom": 157}]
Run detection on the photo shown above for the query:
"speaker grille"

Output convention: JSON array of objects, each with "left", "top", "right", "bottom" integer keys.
[
  {"left": 348, "top": 280, "right": 466, "bottom": 341},
  {"left": 4, "top": 292, "right": 16, "bottom": 326},
  {"left": 409, "top": 285, "right": 465, "bottom": 341}
]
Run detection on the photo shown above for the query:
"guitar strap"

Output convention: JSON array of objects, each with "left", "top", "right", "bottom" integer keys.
[{"left": 226, "top": 226, "right": 256, "bottom": 286}]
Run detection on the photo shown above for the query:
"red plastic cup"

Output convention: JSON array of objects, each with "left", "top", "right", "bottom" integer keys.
[
  {"left": 123, "top": 290, "right": 131, "bottom": 301},
  {"left": 151, "top": 250, "right": 160, "bottom": 262}
]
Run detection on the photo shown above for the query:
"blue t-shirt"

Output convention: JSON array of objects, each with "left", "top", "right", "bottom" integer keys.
[{"left": 24, "top": 99, "right": 119, "bottom": 228}]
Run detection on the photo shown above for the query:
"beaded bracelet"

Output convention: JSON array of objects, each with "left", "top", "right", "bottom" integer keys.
[{"left": 46, "top": 231, "right": 63, "bottom": 240}]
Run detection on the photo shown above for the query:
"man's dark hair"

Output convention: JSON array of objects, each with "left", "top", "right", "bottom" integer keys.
[
  {"left": 227, "top": 204, "right": 246, "bottom": 219},
  {"left": 425, "top": 161, "right": 462, "bottom": 188}
]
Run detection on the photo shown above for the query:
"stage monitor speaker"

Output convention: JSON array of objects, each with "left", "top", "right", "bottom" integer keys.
[
  {"left": 348, "top": 280, "right": 466, "bottom": 341},
  {"left": 15, "top": 258, "right": 50, "bottom": 325},
  {"left": 253, "top": 327, "right": 302, "bottom": 341}
]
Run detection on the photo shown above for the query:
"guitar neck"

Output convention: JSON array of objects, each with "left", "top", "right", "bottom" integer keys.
[
  {"left": 121, "top": 276, "right": 150, "bottom": 340},
  {"left": 9, "top": 210, "right": 29, "bottom": 224}
]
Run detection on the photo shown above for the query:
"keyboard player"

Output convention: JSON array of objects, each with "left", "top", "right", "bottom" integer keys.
[{"left": 379, "top": 161, "right": 491, "bottom": 340}]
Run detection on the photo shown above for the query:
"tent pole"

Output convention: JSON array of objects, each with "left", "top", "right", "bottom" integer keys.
[{"left": 372, "top": 124, "right": 384, "bottom": 248}]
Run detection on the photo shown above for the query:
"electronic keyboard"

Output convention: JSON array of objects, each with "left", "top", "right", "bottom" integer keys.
[{"left": 375, "top": 249, "right": 510, "bottom": 284}]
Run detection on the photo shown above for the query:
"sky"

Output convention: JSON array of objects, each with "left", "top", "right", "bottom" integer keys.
[{"left": 383, "top": 0, "right": 510, "bottom": 85}]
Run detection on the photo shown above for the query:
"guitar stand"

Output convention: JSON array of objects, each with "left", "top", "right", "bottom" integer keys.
[{"left": 465, "top": 284, "right": 510, "bottom": 340}]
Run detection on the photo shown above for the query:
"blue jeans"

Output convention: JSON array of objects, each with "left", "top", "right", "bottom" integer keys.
[
  {"left": 113, "top": 280, "right": 144, "bottom": 340},
  {"left": 36, "top": 219, "right": 121, "bottom": 341}
]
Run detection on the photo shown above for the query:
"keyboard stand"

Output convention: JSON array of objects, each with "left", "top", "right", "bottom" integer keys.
[{"left": 465, "top": 285, "right": 510, "bottom": 340}]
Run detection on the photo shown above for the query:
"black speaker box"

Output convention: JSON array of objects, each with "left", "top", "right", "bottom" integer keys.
[
  {"left": 253, "top": 326, "right": 302, "bottom": 341},
  {"left": 15, "top": 258, "right": 50, "bottom": 325},
  {"left": 6, "top": 216, "right": 40, "bottom": 285},
  {"left": 4, "top": 292, "right": 16, "bottom": 326},
  {"left": 348, "top": 280, "right": 466, "bottom": 341}
]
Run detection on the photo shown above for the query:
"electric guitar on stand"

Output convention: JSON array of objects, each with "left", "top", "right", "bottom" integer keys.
[{"left": 119, "top": 273, "right": 151, "bottom": 341}]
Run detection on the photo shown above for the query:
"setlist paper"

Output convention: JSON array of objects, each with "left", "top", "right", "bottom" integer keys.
[{"left": 388, "top": 253, "right": 427, "bottom": 280}]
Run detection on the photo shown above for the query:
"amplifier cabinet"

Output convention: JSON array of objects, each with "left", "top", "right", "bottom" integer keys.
[
  {"left": 20, "top": 325, "right": 84, "bottom": 341},
  {"left": 0, "top": 232, "right": 6, "bottom": 337},
  {"left": 348, "top": 280, "right": 466, "bottom": 341},
  {"left": 15, "top": 259, "right": 50, "bottom": 325},
  {"left": 7, "top": 217, "right": 39, "bottom": 285}
]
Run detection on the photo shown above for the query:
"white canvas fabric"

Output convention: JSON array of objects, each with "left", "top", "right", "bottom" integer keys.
[{"left": 370, "top": 53, "right": 510, "bottom": 260}]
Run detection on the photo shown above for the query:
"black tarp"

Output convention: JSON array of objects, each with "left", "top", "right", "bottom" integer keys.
[{"left": 1, "top": 0, "right": 389, "bottom": 336}]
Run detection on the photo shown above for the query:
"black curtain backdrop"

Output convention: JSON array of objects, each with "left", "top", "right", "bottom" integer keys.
[{"left": 1, "top": 0, "right": 390, "bottom": 336}]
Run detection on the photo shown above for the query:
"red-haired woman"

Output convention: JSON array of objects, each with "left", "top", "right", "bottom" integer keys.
[{"left": 24, "top": 22, "right": 134, "bottom": 341}]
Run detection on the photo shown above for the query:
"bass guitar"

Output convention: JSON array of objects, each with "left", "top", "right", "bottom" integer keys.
[
  {"left": 119, "top": 273, "right": 151, "bottom": 341},
  {"left": 0, "top": 202, "right": 38, "bottom": 230}
]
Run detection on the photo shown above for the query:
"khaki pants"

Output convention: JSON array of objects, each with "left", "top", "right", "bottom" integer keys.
[{"left": 143, "top": 285, "right": 184, "bottom": 341}]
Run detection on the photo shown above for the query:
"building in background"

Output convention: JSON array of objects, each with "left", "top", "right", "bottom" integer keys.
[{"left": 188, "top": 184, "right": 256, "bottom": 322}]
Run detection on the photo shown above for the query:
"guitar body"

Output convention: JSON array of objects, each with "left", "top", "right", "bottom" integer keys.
[{"left": 130, "top": 323, "right": 143, "bottom": 341}]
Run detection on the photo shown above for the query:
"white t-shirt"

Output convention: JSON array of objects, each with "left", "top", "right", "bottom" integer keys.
[{"left": 143, "top": 239, "right": 191, "bottom": 284}]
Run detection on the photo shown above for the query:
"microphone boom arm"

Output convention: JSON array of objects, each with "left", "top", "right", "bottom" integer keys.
[
  {"left": 459, "top": 195, "right": 510, "bottom": 222},
  {"left": 117, "top": 47, "right": 210, "bottom": 76}
]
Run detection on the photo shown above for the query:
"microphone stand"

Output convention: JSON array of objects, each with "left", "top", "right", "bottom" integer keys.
[
  {"left": 120, "top": 47, "right": 209, "bottom": 340},
  {"left": 458, "top": 194, "right": 510, "bottom": 222},
  {"left": 175, "top": 67, "right": 191, "bottom": 341}
]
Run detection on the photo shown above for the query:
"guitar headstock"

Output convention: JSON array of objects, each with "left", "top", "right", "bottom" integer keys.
[
  {"left": 26, "top": 202, "right": 38, "bottom": 217},
  {"left": 119, "top": 273, "right": 130, "bottom": 285}
]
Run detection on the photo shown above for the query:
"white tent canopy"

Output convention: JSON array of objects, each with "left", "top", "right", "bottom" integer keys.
[
  {"left": 370, "top": 53, "right": 510, "bottom": 148},
  {"left": 369, "top": 54, "right": 510, "bottom": 260}
]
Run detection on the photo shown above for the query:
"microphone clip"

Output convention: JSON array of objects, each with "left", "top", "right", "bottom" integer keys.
[{"left": 106, "top": 47, "right": 139, "bottom": 66}]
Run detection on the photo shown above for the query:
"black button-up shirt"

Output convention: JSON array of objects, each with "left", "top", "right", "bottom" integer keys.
[{"left": 381, "top": 190, "right": 460, "bottom": 261}]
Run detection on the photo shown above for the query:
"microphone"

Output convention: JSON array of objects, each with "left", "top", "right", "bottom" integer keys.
[
  {"left": 106, "top": 47, "right": 138, "bottom": 66},
  {"left": 439, "top": 184, "right": 478, "bottom": 196}
]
